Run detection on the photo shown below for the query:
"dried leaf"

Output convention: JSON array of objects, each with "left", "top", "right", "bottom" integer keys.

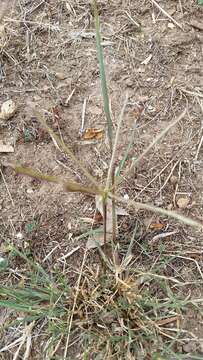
[
  {"left": 149, "top": 222, "right": 164, "bottom": 230},
  {"left": 81, "top": 128, "right": 104, "bottom": 140},
  {"left": 0, "top": 99, "right": 17, "bottom": 121},
  {"left": 156, "top": 315, "right": 179, "bottom": 326}
]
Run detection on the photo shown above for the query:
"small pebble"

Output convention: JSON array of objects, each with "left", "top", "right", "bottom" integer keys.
[
  {"left": 170, "top": 175, "right": 178, "bottom": 185},
  {"left": 177, "top": 197, "right": 190, "bottom": 209}
]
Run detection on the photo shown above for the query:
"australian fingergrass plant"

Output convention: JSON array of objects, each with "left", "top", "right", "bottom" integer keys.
[{"left": 0, "top": 1, "right": 202, "bottom": 358}]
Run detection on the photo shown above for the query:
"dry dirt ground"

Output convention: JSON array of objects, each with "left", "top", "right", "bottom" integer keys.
[{"left": 0, "top": 0, "right": 203, "bottom": 359}]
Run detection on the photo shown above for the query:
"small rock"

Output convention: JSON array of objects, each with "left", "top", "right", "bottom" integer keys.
[
  {"left": 177, "top": 197, "right": 190, "bottom": 209},
  {"left": 170, "top": 175, "right": 178, "bottom": 185},
  {"left": 27, "top": 188, "right": 34, "bottom": 194},
  {"left": 0, "top": 99, "right": 17, "bottom": 121},
  {"left": 182, "top": 341, "right": 197, "bottom": 353},
  {"left": 199, "top": 341, "right": 203, "bottom": 354},
  {"left": 168, "top": 22, "right": 175, "bottom": 29},
  {"left": 55, "top": 71, "right": 67, "bottom": 80},
  {"left": 43, "top": 85, "right": 50, "bottom": 93},
  {"left": 89, "top": 105, "right": 102, "bottom": 116},
  {"left": 16, "top": 232, "right": 23, "bottom": 240}
]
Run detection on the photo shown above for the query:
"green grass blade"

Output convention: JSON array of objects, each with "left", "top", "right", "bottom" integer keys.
[{"left": 93, "top": 0, "right": 113, "bottom": 152}]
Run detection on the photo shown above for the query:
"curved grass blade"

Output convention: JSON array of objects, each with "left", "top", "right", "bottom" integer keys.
[
  {"left": 110, "top": 194, "right": 202, "bottom": 229},
  {"left": 32, "top": 107, "right": 101, "bottom": 190},
  {"left": 9, "top": 164, "right": 101, "bottom": 195}
]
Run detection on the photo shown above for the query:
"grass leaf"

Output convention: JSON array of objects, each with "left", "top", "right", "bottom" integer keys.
[
  {"left": 32, "top": 107, "right": 100, "bottom": 190},
  {"left": 93, "top": 0, "right": 113, "bottom": 152},
  {"left": 8, "top": 164, "right": 101, "bottom": 195}
]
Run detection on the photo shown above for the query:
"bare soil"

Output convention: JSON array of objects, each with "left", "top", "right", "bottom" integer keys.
[{"left": 0, "top": 0, "right": 203, "bottom": 359}]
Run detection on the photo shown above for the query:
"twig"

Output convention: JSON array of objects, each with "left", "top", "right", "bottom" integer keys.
[
  {"left": 149, "top": 230, "right": 178, "bottom": 247},
  {"left": 169, "top": 255, "right": 203, "bottom": 280},
  {"left": 173, "top": 161, "right": 182, "bottom": 206},
  {"left": 43, "top": 244, "right": 60, "bottom": 263},
  {"left": 156, "top": 160, "right": 179, "bottom": 196},
  {"left": 65, "top": 88, "right": 75, "bottom": 106},
  {"left": 58, "top": 246, "right": 80, "bottom": 262},
  {"left": 123, "top": 10, "right": 140, "bottom": 28},
  {"left": 151, "top": 0, "right": 184, "bottom": 30},
  {"left": 0, "top": 167, "right": 14, "bottom": 206},
  {"left": 195, "top": 135, "right": 203, "bottom": 161},
  {"left": 195, "top": 98, "right": 203, "bottom": 161},
  {"left": 80, "top": 98, "right": 87, "bottom": 134}
]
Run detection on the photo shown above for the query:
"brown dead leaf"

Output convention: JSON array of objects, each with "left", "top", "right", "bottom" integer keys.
[
  {"left": 149, "top": 222, "right": 165, "bottom": 230},
  {"left": 81, "top": 128, "right": 104, "bottom": 140},
  {"left": 156, "top": 315, "right": 180, "bottom": 326}
]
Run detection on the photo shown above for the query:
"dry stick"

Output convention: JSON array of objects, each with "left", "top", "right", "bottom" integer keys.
[
  {"left": 151, "top": 0, "right": 183, "bottom": 30},
  {"left": 170, "top": 255, "right": 203, "bottom": 280},
  {"left": 195, "top": 98, "right": 203, "bottom": 161},
  {"left": 0, "top": 167, "right": 14, "bottom": 206},
  {"left": 155, "top": 160, "right": 179, "bottom": 196},
  {"left": 173, "top": 161, "right": 182, "bottom": 206},
  {"left": 80, "top": 98, "right": 87, "bottom": 134}
]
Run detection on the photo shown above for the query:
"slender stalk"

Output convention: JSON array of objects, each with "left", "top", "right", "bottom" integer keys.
[
  {"left": 112, "top": 166, "right": 116, "bottom": 244},
  {"left": 102, "top": 197, "right": 107, "bottom": 254},
  {"left": 93, "top": 0, "right": 113, "bottom": 152},
  {"left": 105, "top": 93, "right": 128, "bottom": 191},
  {"left": 10, "top": 164, "right": 101, "bottom": 195},
  {"left": 32, "top": 107, "right": 100, "bottom": 190},
  {"left": 109, "top": 193, "right": 202, "bottom": 229}
]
